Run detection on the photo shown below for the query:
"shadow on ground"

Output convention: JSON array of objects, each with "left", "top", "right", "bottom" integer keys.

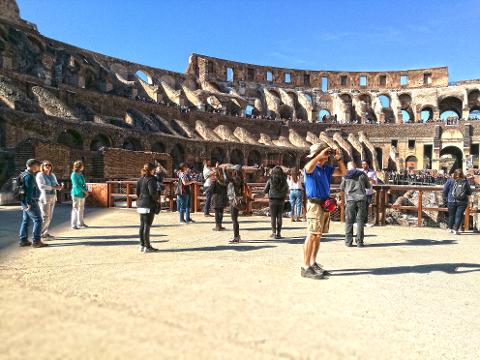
[{"left": 331, "top": 263, "right": 480, "bottom": 276}]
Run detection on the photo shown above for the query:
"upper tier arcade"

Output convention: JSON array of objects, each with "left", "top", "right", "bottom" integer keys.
[{"left": 187, "top": 54, "right": 449, "bottom": 90}]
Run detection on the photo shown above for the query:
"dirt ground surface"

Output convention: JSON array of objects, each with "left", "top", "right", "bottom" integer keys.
[{"left": 1, "top": 205, "right": 479, "bottom": 360}]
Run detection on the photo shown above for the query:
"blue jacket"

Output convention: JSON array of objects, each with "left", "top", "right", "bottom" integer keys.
[
  {"left": 443, "top": 178, "right": 472, "bottom": 205},
  {"left": 21, "top": 170, "right": 40, "bottom": 205}
]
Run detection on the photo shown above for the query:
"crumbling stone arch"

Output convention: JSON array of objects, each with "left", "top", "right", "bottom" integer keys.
[
  {"left": 247, "top": 149, "right": 262, "bottom": 166},
  {"left": 122, "top": 137, "right": 143, "bottom": 151},
  {"left": 90, "top": 134, "right": 111, "bottom": 151},
  {"left": 135, "top": 70, "right": 153, "bottom": 85},
  {"left": 57, "top": 129, "right": 83, "bottom": 150},
  {"left": 438, "top": 96, "right": 462, "bottom": 118},
  {"left": 151, "top": 141, "right": 166, "bottom": 153},
  {"left": 282, "top": 152, "right": 297, "bottom": 168},
  {"left": 420, "top": 105, "right": 434, "bottom": 122},
  {"left": 317, "top": 109, "right": 331, "bottom": 123},
  {"left": 230, "top": 148, "right": 244, "bottom": 165},
  {"left": 210, "top": 147, "right": 226, "bottom": 164},
  {"left": 399, "top": 93, "right": 415, "bottom": 122}
]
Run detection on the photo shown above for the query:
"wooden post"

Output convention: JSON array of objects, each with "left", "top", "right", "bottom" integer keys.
[
  {"left": 245, "top": 184, "right": 253, "bottom": 215},
  {"left": 417, "top": 190, "right": 423, "bottom": 227},
  {"left": 192, "top": 183, "right": 199, "bottom": 213},
  {"left": 340, "top": 191, "right": 345, "bottom": 223},
  {"left": 374, "top": 189, "right": 380, "bottom": 225},
  {"left": 126, "top": 183, "right": 132, "bottom": 208},
  {"left": 107, "top": 182, "right": 113, "bottom": 208},
  {"left": 464, "top": 205, "right": 470, "bottom": 231},
  {"left": 380, "top": 188, "right": 386, "bottom": 226},
  {"left": 169, "top": 183, "right": 175, "bottom": 212}
]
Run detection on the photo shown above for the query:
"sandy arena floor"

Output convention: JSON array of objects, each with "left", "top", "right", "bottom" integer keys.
[{"left": 0, "top": 205, "right": 479, "bottom": 359}]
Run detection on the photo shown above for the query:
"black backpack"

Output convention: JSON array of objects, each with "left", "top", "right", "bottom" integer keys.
[
  {"left": 12, "top": 171, "right": 27, "bottom": 201},
  {"left": 452, "top": 179, "right": 468, "bottom": 201}
]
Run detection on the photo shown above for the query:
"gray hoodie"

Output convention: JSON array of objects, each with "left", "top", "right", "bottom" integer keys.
[{"left": 340, "top": 169, "right": 371, "bottom": 202}]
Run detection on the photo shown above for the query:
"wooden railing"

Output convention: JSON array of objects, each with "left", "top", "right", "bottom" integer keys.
[{"left": 103, "top": 180, "right": 480, "bottom": 230}]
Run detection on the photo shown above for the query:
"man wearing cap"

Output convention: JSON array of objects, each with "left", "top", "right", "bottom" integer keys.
[
  {"left": 302, "top": 143, "right": 346, "bottom": 279},
  {"left": 18, "top": 159, "right": 48, "bottom": 248}
]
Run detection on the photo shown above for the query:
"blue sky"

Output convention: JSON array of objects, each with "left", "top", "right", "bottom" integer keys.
[{"left": 17, "top": 0, "right": 480, "bottom": 81}]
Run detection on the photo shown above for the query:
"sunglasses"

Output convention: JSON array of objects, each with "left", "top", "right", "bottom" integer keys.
[{"left": 44, "top": 164, "right": 52, "bottom": 167}]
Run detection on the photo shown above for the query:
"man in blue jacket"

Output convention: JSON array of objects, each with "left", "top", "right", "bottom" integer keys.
[{"left": 19, "top": 159, "right": 48, "bottom": 248}]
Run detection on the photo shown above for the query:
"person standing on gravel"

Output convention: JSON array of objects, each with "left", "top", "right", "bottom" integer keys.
[
  {"left": 341, "top": 162, "right": 371, "bottom": 247},
  {"left": 302, "top": 143, "right": 346, "bottom": 280}
]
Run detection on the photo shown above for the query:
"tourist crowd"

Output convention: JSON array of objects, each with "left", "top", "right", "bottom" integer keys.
[{"left": 15, "top": 145, "right": 477, "bottom": 279}]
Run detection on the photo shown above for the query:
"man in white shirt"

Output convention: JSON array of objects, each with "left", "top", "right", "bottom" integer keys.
[
  {"left": 203, "top": 160, "right": 215, "bottom": 217},
  {"left": 360, "top": 160, "right": 377, "bottom": 226}
]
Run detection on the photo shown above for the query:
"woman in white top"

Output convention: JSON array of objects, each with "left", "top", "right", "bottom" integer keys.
[
  {"left": 287, "top": 168, "right": 304, "bottom": 222},
  {"left": 36, "top": 160, "right": 63, "bottom": 239}
]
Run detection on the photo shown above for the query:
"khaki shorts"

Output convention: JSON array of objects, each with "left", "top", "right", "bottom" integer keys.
[{"left": 306, "top": 200, "right": 330, "bottom": 235}]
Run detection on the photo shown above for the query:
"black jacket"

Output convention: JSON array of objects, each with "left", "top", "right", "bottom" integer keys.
[
  {"left": 210, "top": 181, "right": 229, "bottom": 209},
  {"left": 264, "top": 176, "right": 288, "bottom": 200},
  {"left": 136, "top": 175, "right": 159, "bottom": 209}
]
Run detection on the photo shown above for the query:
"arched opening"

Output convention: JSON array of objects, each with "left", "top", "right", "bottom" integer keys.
[
  {"left": 439, "top": 96, "right": 462, "bottom": 120},
  {"left": 210, "top": 147, "right": 225, "bottom": 164},
  {"left": 440, "top": 146, "right": 463, "bottom": 173},
  {"left": 135, "top": 70, "right": 153, "bottom": 85},
  {"left": 317, "top": 109, "right": 331, "bottom": 123},
  {"left": 278, "top": 104, "right": 293, "bottom": 120},
  {"left": 469, "top": 107, "right": 480, "bottom": 119},
  {"left": 420, "top": 106, "right": 434, "bottom": 122},
  {"left": 247, "top": 150, "right": 262, "bottom": 166},
  {"left": 90, "top": 134, "right": 111, "bottom": 151},
  {"left": 245, "top": 104, "right": 254, "bottom": 117},
  {"left": 282, "top": 152, "right": 297, "bottom": 168},
  {"left": 401, "top": 110, "right": 412, "bottom": 123},
  {"left": 151, "top": 141, "right": 166, "bottom": 153},
  {"left": 230, "top": 149, "right": 244, "bottom": 165},
  {"left": 57, "top": 130, "right": 83, "bottom": 150},
  {"left": 379, "top": 95, "right": 390, "bottom": 108},
  {"left": 226, "top": 67, "right": 234, "bottom": 82},
  {"left": 122, "top": 138, "right": 143, "bottom": 151},
  {"left": 399, "top": 93, "right": 415, "bottom": 122},
  {"left": 467, "top": 89, "right": 480, "bottom": 109},
  {"left": 340, "top": 93, "right": 353, "bottom": 122},
  {"left": 405, "top": 155, "right": 418, "bottom": 170},
  {"left": 171, "top": 144, "right": 185, "bottom": 169}
]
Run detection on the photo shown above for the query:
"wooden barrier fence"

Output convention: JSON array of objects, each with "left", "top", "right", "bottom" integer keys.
[{"left": 102, "top": 180, "right": 480, "bottom": 230}]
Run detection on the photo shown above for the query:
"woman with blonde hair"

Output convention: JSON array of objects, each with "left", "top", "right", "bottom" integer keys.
[
  {"left": 136, "top": 162, "right": 159, "bottom": 252},
  {"left": 36, "top": 160, "right": 63, "bottom": 239},
  {"left": 70, "top": 160, "right": 89, "bottom": 229}
]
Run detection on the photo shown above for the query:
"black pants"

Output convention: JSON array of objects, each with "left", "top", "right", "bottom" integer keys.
[
  {"left": 269, "top": 200, "right": 284, "bottom": 236},
  {"left": 230, "top": 205, "right": 240, "bottom": 237},
  {"left": 139, "top": 212, "right": 155, "bottom": 247},
  {"left": 214, "top": 207, "right": 224, "bottom": 227},
  {"left": 447, "top": 203, "right": 467, "bottom": 231}
]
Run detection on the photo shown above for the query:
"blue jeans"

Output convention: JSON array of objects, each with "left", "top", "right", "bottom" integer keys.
[
  {"left": 204, "top": 189, "right": 212, "bottom": 215},
  {"left": 177, "top": 194, "right": 191, "bottom": 222},
  {"left": 289, "top": 190, "right": 303, "bottom": 218},
  {"left": 447, "top": 203, "right": 467, "bottom": 231},
  {"left": 19, "top": 201, "right": 43, "bottom": 243}
]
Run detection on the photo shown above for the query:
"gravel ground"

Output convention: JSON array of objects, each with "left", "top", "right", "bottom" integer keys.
[{"left": 0, "top": 207, "right": 479, "bottom": 360}]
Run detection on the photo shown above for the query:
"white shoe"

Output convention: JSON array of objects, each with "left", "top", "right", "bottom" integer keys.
[{"left": 454, "top": 230, "right": 460, "bottom": 235}]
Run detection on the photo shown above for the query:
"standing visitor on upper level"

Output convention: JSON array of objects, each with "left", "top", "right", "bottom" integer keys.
[
  {"left": 302, "top": 143, "right": 346, "bottom": 280},
  {"left": 18, "top": 159, "right": 47, "bottom": 248},
  {"left": 36, "top": 160, "right": 63, "bottom": 240},
  {"left": 264, "top": 166, "right": 289, "bottom": 239},
  {"left": 360, "top": 160, "right": 377, "bottom": 226},
  {"left": 443, "top": 169, "right": 472, "bottom": 235},
  {"left": 287, "top": 168, "right": 304, "bottom": 222},
  {"left": 341, "top": 162, "right": 371, "bottom": 247},
  {"left": 71, "top": 160, "right": 89, "bottom": 230},
  {"left": 136, "top": 163, "right": 160, "bottom": 252}
]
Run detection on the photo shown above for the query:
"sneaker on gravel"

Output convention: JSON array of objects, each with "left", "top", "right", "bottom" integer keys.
[
  {"left": 143, "top": 246, "right": 159, "bottom": 253},
  {"left": 312, "top": 263, "right": 331, "bottom": 276},
  {"left": 229, "top": 237, "right": 240, "bottom": 244},
  {"left": 301, "top": 267, "right": 325, "bottom": 280},
  {"left": 357, "top": 242, "right": 365, "bottom": 248},
  {"left": 19, "top": 240, "right": 32, "bottom": 247},
  {"left": 72, "top": 226, "right": 79, "bottom": 230},
  {"left": 32, "top": 241, "right": 48, "bottom": 248}
]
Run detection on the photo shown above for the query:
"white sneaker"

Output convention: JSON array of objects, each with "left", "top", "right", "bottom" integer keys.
[{"left": 454, "top": 230, "right": 460, "bottom": 235}]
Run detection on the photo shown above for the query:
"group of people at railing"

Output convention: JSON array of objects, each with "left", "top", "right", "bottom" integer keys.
[{"left": 14, "top": 143, "right": 479, "bottom": 279}]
